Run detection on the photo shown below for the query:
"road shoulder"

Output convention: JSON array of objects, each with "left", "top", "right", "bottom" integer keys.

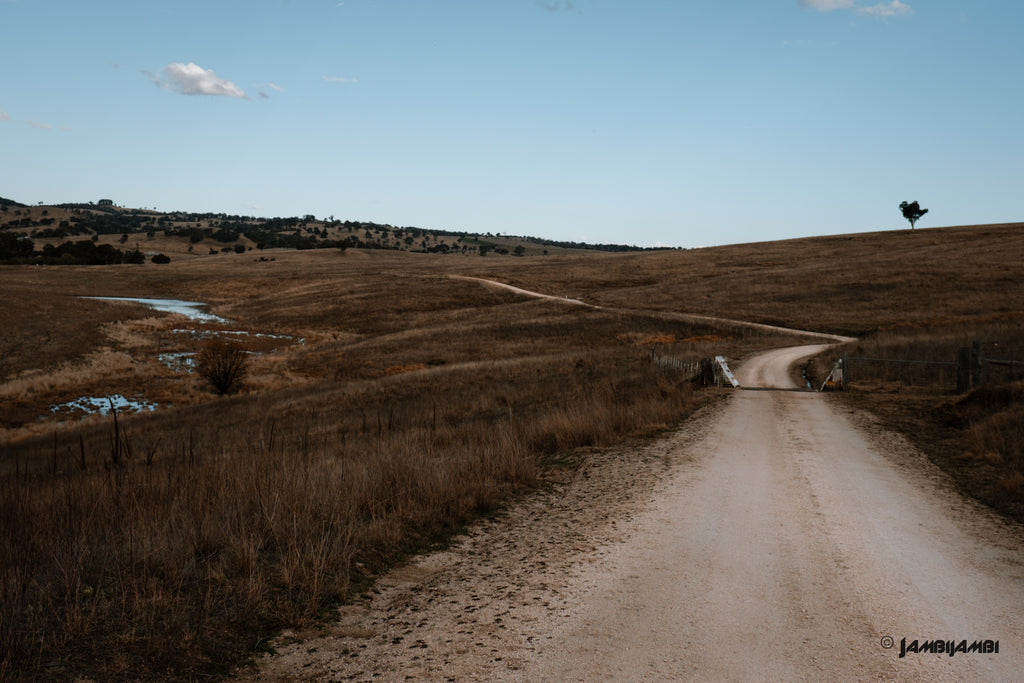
[{"left": 233, "top": 403, "right": 723, "bottom": 682}]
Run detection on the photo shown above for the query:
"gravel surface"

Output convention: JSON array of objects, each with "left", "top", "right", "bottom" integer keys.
[{"left": 236, "top": 345, "right": 1024, "bottom": 681}]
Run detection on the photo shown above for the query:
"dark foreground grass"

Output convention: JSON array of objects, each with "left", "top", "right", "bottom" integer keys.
[{"left": 0, "top": 346, "right": 715, "bottom": 681}]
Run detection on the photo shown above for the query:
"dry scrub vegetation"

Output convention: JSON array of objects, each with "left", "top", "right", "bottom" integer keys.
[
  {"left": 806, "top": 316, "right": 1024, "bottom": 521},
  {"left": 0, "top": 249, "right": 755, "bottom": 681},
  {"left": 2, "top": 221, "right": 1023, "bottom": 680}
]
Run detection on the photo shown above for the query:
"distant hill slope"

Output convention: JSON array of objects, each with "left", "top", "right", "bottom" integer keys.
[{"left": 0, "top": 197, "right": 670, "bottom": 258}]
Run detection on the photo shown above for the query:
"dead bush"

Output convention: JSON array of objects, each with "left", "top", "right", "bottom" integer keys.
[{"left": 197, "top": 339, "right": 248, "bottom": 395}]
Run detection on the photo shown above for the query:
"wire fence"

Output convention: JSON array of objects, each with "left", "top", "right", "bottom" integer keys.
[
  {"left": 839, "top": 341, "right": 1024, "bottom": 392},
  {"left": 650, "top": 347, "right": 701, "bottom": 376}
]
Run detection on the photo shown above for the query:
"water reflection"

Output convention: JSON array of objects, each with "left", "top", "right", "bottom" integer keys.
[
  {"left": 51, "top": 394, "right": 158, "bottom": 416},
  {"left": 85, "top": 296, "right": 229, "bottom": 324}
]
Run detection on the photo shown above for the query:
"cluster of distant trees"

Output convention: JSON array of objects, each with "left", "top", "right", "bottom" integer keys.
[
  {"left": 1, "top": 194, "right": 673, "bottom": 259},
  {"left": 527, "top": 236, "right": 663, "bottom": 252},
  {"left": 51, "top": 205, "right": 155, "bottom": 234},
  {"left": 1, "top": 207, "right": 151, "bottom": 236},
  {"left": 0, "top": 233, "right": 145, "bottom": 265}
]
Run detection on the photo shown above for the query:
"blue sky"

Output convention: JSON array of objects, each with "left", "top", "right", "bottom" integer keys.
[{"left": 1, "top": 0, "right": 1021, "bottom": 247}]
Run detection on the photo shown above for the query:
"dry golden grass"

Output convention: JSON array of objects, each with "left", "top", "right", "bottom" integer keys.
[
  {"left": 0, "top": 354, "right": 708, "bottom": 681},
  {"left": 798, "top": 278, "right": 1024, "bottom": 523},
  {"left": 471, "top": 222, "right": 1024, "bottom": 337},
  {"left": 0, "top": 248, "right": 742, "bottom": 681},
  {"left": 2, "top": 221, "right": 1023, "bottom": 680}
]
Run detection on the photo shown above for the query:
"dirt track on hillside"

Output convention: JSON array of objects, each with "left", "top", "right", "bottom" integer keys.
[
  {"left": 236, "top": 340, "right": 1024, "bottom": 681},
  {"left": 449, "top": 275, "right": 854, "bottom": 343}
]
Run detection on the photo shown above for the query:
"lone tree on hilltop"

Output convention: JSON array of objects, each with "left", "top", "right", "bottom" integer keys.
[{"left": 899, "top": 200, "right": 928, "bottom": 230}]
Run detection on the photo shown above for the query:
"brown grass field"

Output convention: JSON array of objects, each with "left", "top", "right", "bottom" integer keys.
[{"left": 2, "top": 221, "right": 1024, "bottom": 680}]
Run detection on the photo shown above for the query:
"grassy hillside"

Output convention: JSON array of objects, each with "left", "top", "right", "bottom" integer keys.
[
  {"left": 0, "top": 198, "right": 662, "bottom": 263},
  {"left": 0, "top": 248, "right": 749, "bottom": 681},
  {"left": 1, "top": 220, "right": 1023, "bottom": 680}
]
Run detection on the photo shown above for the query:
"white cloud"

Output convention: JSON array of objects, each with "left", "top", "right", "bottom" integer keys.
[
  {"left": 799, "top": 0, "right": 855, "bottom": 9},
  {"left": 858, "top": 0, "right": 912, "bottom": 17},
  {"left": 323, "top": 75, "right": 357, "bottom": 84},
  {"left": 153, "top": 62, "right": 247, "bottom": 98},
  {"left": 0, "top": 110, "right": 12, "bottom": 123},
  {"left": 799, "top": 0, "right": 912, "bottom": 15},
  {"left": 27, "top": 120, "right": 53, "bottom": 130}
]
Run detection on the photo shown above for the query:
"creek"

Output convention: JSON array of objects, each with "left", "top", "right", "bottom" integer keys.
[{"left": 85, "top": 296, "right": 229, "bottom": 324}]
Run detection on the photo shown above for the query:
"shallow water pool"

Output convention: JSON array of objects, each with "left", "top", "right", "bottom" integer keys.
[
  {"left": 85, "top": 296, "right": 229, "bottom": 324},
  {"left": 51, "top": 394, "right": 158, "bottom": 416}
]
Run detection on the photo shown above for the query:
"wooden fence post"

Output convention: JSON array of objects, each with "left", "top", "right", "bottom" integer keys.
[
  {"left": 700, "top": 358, "right": 715, "bottom": 386},
  {"left": 957, "top": 347, "right": 971, "bottom": 393},
  {"left": 971, "top": 341, "right": 985, "bottom": 387}
]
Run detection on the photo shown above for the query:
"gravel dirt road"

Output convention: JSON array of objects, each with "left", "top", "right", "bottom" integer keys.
[{"left": 237, "top": 344, "right": 1024, "bottom": 682}]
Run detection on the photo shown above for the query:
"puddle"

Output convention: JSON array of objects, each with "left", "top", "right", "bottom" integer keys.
[
  {"left": 85, "top": 297, "right": 229, "bottom": 324},
  {"left": 158, "top": 351, "right": 197, "bottom": 373},
  {"left": 221, "top": 330, "right": 300, "bottom": 342},
  {"left": 51, "top": 394, "right": 158, "bottom": 417},
  {"left": 172, "top": 328, "right": 296, "bottom": 340},
  {"left": 171, "top": 329, "right": 305, "bottom": 347}
]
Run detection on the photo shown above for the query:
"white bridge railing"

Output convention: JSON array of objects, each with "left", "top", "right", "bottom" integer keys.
[{"left": 714, "top": 355, "right": 740, "bottom": 388}]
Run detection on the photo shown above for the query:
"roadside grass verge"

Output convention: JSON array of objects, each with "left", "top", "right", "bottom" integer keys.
[
  {"left": 0, "top": 341, "right": 721, "bottom": 681},
  {"left": 805, "top": 317, "right": 1024, "bottom": 523}
]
